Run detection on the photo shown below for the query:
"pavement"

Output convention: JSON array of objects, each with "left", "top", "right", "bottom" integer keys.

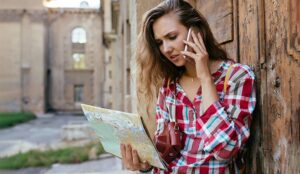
[{"left": 0, "top": 113, "right": 136, "bottom": 174}]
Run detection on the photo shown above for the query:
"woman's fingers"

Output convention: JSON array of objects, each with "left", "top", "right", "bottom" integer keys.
[
  {"left": 197, "top": 32, "right": 207, "bottom": 52},
  {"left": 120, "top": 144, "right": 152, "bottom": 171},
  {"left": 132, "top": 150, "right": 141, "bottom": 169},
  {"left": 121, "top": 144, "right": 146, "bottom": 171},
  {"left": 183, "top": 40, "right": 201, "bottom": 54},
  {"left": 140, "top": 160, "right": 151, "bottom": 170},
  {"left": 183, "top": 30, "right": 209, "bottom": 61},
  {"left": 181, "top": 50, "right": 198, "bottom": 60},
  {"left": 191, "top": 31, "right": 205, "bottom": 53},
  {"left": 125, "top": 144, "right": 133, "bottom": 168},
  {"left": 120, "top": 144, "right": 129, "bottom": 168},
  {"left": 120, "top": 144, "right": 126, "bottom": 159}
]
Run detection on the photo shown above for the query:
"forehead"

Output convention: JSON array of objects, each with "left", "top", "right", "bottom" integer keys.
[{"left": 152, "top": 13, "right": 184, "bottom": 39}]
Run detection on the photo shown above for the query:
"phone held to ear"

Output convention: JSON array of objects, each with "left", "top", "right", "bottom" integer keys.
[{"left": 183, "top": 27, "right": 193, "bottom": 59}]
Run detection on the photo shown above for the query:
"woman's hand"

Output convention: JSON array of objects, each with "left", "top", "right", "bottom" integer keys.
[
  {"left": 120, "top": 144, "right": 152, "bottom": 171},
  {"left": 181, "top": 30, "right": 219, "bottom": 110},
  {"left": 181, "top": 31, "right": 211, "bottom": 81}
]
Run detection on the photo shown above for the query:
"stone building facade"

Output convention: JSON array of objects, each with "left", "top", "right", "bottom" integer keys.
[
  {"left": 100, "top": 0, "right": 161, "bottom": 136},
  {"left": 47, "top": 9, "right": 102, "bottom": 112},
  {"left": 0, "top": 0, "right": 103, "bottom": 113},
  {"left": 0, "top": 0, "right": 47, "bottom": 113}
]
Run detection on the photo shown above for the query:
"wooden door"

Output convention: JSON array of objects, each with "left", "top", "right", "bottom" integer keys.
[
  {"left": 193, "top": 0, "right": 300, "bottom": 173},
  {"left": 262, "top": 0, "right": 300, "bottom": 173}
]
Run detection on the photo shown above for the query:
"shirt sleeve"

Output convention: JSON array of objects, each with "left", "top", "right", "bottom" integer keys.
[
  {"left": 195, "top": 65, "right": 256, "bottom": 160},
  {"left": 155, "top": 85, "right": 170, "bottom": 136}
]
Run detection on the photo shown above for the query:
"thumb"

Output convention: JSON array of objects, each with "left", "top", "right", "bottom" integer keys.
[{"left": 140, "top": 160, "right": 151, "bottom": 170}]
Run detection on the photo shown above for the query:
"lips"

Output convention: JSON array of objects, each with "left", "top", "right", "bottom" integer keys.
[{"left": 170, "top": 54, "right": 180, "bottom": 60}]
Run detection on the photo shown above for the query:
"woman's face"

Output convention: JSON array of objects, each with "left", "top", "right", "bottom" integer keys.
[{"left": 152, "top": 13, "right": 188, "bottom": 67}]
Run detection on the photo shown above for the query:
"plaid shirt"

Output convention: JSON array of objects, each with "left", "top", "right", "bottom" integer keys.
[{"left": 153, "top": 61, "right": 256, "bottom": 174}]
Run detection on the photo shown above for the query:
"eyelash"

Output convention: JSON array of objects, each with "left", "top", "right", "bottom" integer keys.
[
  {"left": 169, "top": 35, "right": 177, "bottom": 40},
  {"left": 156, "top": 41, "right": 162, "bottom": 46},
  {"left": 156, "top": 35, "right": 177, "bottom": 46}
]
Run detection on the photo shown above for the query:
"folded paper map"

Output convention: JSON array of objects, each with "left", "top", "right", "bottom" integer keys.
[{"left": 81, "top": 104, "right": 166, "bottom": 170}]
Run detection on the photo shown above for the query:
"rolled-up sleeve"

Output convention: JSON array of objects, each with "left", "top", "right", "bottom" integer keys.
[
  {"left": 155, "top": 85, "right": 170, "bottom": 136},
  {"left": 195, "top": 66, "right": 256, "bottom": 160}
]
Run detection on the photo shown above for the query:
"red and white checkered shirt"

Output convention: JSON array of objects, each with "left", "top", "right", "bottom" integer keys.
[{"left": 153, "top": 61, "right": 256, "bottom": 174}]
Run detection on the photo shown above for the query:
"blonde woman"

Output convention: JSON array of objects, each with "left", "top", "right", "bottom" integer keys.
[{"left": 121, "top": 0, "right": 256, "bottom": 173}]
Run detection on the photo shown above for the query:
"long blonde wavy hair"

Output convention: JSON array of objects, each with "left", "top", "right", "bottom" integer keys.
[{"left": 136, "top": 0, "right": 228, "bottom": 117}]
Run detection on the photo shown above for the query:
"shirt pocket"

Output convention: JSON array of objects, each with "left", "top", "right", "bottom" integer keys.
[{"left": 180, "top": 106, "right": 198, "bottom": 137}]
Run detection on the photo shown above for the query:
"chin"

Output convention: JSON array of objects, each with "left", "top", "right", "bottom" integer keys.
[{"left": 173, "top": 58, "right": 187, "bottom": 67}]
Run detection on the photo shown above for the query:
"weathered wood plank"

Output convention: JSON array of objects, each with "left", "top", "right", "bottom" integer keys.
[
  {"left": 196, "top": 0, "right": 238, "bottom": 61},
  {"left": 287, "top": 0, "right": 300, "bottom": 62},
  {"left": 265, "top": 0, "right": 300, "bottom": 173},
  {"left": 221, "top": 0, "right": 238, "bottom": 62},
  {"left": 238, "top": 0, "right": 265, "bottom": 173},
  {"left": 196, "top": 0, "right": 233, "bottom": 44}
]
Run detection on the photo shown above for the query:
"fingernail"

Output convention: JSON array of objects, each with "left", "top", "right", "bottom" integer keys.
[{"left": 142, "top": 160, "right": 147, "bottom": 163}]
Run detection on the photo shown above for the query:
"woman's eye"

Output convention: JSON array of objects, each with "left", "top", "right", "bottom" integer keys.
[
  {"left": 169, "top": 35, "right": 177, "bottom": 40},
  {"left": 156, "top": 40, "right": 162, "bottom": 45}
]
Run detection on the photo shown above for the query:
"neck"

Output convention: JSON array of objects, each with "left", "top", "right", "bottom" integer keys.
[
  {"left": 184, "top": 59, "right": 221, "bottom": 77},
  {"left": 184, "top": 62, "right": 197, "bottom": 77}
]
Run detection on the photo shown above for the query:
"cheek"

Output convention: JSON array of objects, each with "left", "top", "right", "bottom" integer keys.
[{"left": 176, "top": 38, "right": 185, "bottom": 50}]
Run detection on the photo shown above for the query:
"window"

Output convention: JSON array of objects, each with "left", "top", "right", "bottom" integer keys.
[
  {"left": 109, "top": 86, "right": 112, "bottom": 93},
  {"left": 73, "top": 53, "right": 86, "bottom": 69},
  {"left": 43, "top": 0, "right": 100, "bottom": 9},
  {"left": 126, "top": 68, "right": 130, "bottom": 95},
  {"left": 108, "top": 102, "right": 113, "bottom": 109},
  {"left": 109, "top": 70, "right": 112, "bottom": 79},
  {"left": 74, "top": 85, "right": 84, "bottom": 103},
  {"left": 72, "top": 27, "right": 87, "bottom": 43},
  {"left": 111, "top": 1, "right": 119, "bottom": 33},
  {"left": 80, "top": 1, "right": 89, "bottom": 8}
]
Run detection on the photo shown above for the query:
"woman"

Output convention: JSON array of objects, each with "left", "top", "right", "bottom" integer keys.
[{"left": 121, "top": 0, "right": 256, "bottom": 173}]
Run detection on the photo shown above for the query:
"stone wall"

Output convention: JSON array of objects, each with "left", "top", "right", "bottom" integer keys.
[
  {"left": 47, "top": 10, "right": 103, "bottom": 111},
  {"left": 0, "top": 0, "right": 103, "bottom": 113},
  {"left": 0, "top": 20, "right": 22, "bottom": 112},
  {"left": 0, "top": 0, "right": 44, "bottom": 9},
  {"left": 129, "top": 0, "right": 162, "bottom": 138},
  {"left": 0, "top": 9, "right": 46, "bottom": 113}
]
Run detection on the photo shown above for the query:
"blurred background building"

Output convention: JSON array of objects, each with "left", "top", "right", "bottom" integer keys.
[
  {"left": 0, "top": 0, "right": 102, "bottom": 113},
  {"left": 0, "top": 0, "right": 161, "bottom": 116}
]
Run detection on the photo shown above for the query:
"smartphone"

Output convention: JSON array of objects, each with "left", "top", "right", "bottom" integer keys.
[
  {"left": 183, "top": 27, "right": 193, "bottom": 59},
  {"left": 184, "top": 27, "right": 192, "bottom": 52}
]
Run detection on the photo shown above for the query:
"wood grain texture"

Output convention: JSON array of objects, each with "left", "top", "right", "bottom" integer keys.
[
  {"left": 238, "top": 0, "right": 265, "bottom": 173},
  {"left": 196, "top": 0, "right": 233, "bottom": 44},
  {"left": 264, "top": 0, "right": 300, "bottom": 173}
]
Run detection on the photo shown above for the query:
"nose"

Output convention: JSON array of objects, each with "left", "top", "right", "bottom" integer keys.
[{"left": 162, "top": 41, "right": 173, "bottom": 54}]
